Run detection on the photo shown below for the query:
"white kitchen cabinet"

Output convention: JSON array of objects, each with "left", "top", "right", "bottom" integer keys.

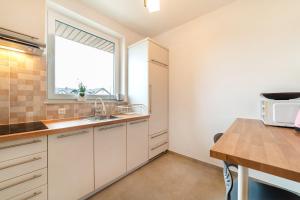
[
  {"left": 48, "top": 128, "right": 94, "bottom": 200},
  {"left": 0, "top": 152, "right": 47, "bottom": 183},
  {"left": 10, "top": 185, "right": 47, "bottom": 200},
  {"left": 127, "top": 119, "right": 149, "bottom": 172},
  {"left": 149, "top": 62, "right": 169, "bottom": 135},
  {"left": 0, "top": 136, "right": 47, "bottom": 163},
  {"left": 0, "top": 168, "right": 47, "bottom": 200},
  {"left": 94, "top": 123, "right": 126, "bottom": 189},
  {"left": 148, "top": 41, "right": 169, "bottom": 66},
  {"left": 149, "top": 131, "right": 169, "bottom": 159},
  {"left": 128, "top": 38, "right": 169, "bottom": 158}
]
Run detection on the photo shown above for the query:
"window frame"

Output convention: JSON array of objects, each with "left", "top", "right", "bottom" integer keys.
[{"left": 47, "top": 9, "right": 120, "bottom": 100}]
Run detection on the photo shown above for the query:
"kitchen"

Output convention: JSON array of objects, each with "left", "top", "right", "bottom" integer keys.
[{"left": 0, "top": 0, "right": 300, "bottom": 200}]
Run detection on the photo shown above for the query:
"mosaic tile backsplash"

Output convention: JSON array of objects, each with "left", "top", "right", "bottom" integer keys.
[{"left": 0, "top": 49, "right": 118, "bottom": 125}]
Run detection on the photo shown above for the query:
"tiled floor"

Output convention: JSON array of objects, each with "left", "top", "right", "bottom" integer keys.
[{"left": 89, "top": 152, "right": 225, "bottom": 200}]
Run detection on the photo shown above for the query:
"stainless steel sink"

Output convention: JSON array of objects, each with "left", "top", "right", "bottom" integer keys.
[{"left": 87, "top": 115, "right": 119, "bottom": 121}]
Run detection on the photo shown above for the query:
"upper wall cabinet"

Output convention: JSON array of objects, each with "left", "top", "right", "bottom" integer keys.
[
  {"left": 0, "top": 0, "right": 45, "bottom": 42},
  {"left": 148, "top": 41, "right": 169, "bottom": 66}
]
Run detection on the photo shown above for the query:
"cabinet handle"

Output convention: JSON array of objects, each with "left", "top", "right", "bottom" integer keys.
[
  {"left": 57, "top": 130, "right": 89, "bottom": 139},
  {"left": 129, "top": 119, "right": 147, "bottom": 125},
  {"left": 151, "top": 131, "right": 168, "bottom": 139},
  {"left": 97, "top": 123, "right": 125, "bottom": 131},
  {"left": 151, "top": 142, "right": 168, "bottom": 151},
  {"left": 0, "top": 157, "right": 42, "bottom": 171},
  {"left": 0, "top": 174, "right": 42, "bottom": 191},
  {"left": 150, "top": 59, "right": 168, "bottom": 67},
  {"left": 149, "top": 84, "right": 152, "bottom": 114},
  {"left": 0, "top": 140, "right": 42, "bottom": 150},
  {"left": 20, "top": 191, "right": 42, "bottom": 200}
]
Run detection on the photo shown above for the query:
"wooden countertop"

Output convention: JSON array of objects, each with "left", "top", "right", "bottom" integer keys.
[
  {"left": 210, "top": 118, "right": 300, "bottom": 182},
  {"left": 0, "top": 114, "right": 150, "bottom": 143}
]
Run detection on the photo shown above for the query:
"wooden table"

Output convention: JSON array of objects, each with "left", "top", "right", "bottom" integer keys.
[{"left": 210, "top": 118, "right": 300, "bottom": 200}]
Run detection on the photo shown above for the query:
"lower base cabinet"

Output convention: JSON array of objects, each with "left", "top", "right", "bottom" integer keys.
[
  {"left": 0, "top": 168, "right": 47, "bottom": 200},
  {"left": 127, "top": 119, "right": 149, "bottom": 172},
  {"left": 94, "top": 123, "right": 127, "bottom": 189},
  {"left": 48, "top": 128, "right": 94, "bottom": 200},
  {"left": 10, "top": 185, "right": 47, "bottom": 200},
  {"left": 47, "top": 119, "right": 150, "bottom": 199}
]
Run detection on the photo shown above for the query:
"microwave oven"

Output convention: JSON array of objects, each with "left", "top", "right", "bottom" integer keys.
[{"left": 260, "top": 93, "right": 300, "bottom": 127}]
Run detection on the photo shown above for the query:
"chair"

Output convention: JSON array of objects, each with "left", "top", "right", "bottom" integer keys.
[{"left": 214, "top": 133, "right": 300, "bottom": 200}]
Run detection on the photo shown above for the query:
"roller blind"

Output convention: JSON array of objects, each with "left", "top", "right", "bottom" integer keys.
[{"left": 55, "top": 20, "right": 115, "bottom": 54}]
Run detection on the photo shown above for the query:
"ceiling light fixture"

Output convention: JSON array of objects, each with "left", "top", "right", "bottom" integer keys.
[{"left": 144, "top": 0, "right": 160, "bottom": 13}]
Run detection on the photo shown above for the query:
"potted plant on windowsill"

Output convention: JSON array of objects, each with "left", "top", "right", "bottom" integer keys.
[{"left": 72, "top": 82, "right": 87, "bottom": 101}]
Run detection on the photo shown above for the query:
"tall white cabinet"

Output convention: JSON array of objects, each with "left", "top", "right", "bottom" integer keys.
[{"left": 128, "top": 38, "right": 169, "bottom": 159}]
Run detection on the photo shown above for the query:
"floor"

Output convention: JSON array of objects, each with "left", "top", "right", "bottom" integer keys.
[{"left": 89, "top": 152, "right": 225, "bottom": 200}]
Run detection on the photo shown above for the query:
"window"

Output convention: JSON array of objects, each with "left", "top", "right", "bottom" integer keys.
[{"left": 47, "top": 10, "right": 120, "bottom": 100}]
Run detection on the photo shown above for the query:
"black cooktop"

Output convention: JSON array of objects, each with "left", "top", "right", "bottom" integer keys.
[{"left": 0, "top": 121, "right": 48, "bottom": 136}]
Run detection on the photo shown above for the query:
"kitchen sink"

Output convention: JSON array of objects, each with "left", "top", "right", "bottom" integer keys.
[{"left": 87, "top": 115, "right": 119, "bottom": 121}]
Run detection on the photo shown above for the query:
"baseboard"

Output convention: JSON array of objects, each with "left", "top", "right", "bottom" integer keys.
[{"left": 167, "top": 150, "right": 223, "bottom": 171}]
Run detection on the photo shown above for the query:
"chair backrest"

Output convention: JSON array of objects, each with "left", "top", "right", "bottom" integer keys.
[{"left": 213, "top": 133, "right": 235, "bottom": 200}]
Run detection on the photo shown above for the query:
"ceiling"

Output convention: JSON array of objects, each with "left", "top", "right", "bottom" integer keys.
[{"left": 78, "top": 0, "right": 235, "bottom": 37}]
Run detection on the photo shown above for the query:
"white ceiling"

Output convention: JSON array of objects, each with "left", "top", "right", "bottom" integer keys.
[{"left": 78, "top": 0, "right": 235, "bottom": 37}]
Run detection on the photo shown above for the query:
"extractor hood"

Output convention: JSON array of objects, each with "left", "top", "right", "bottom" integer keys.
[{"left": 0, "top": 27, "right": 45, "bottom": 56}]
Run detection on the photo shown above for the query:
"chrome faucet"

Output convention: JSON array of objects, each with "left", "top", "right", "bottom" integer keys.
[{"left": 94, "top": 97, "right": 107, "bottom": 117}]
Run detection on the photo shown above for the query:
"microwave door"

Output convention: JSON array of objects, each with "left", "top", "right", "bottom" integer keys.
[{"left": 273, "top": 103, "right": 300, "bottom": 125}]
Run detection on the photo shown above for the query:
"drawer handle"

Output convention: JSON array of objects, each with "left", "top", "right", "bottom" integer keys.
[
  {"left": 20, "top": 191, "right": 42, "bottom": 200},
  {"left": 150, "top": 59, "right": 168, "bottom": 67},
  {"left": 151, "top": 142, "right": 168, "bottom": 151},
  {"left": 0, "top": 174, "right": 42, "bottom": 191},
  {"left": 129, "top": 119, "right": 147, "bottom": 125},
  {"left": 0, "top": 157, "right": 42, "bottom": 171},
  {"left": 97, "top": 123, "right": 125, "bottom": 131},
  {"left": 57, "top": 130, "right": 89, "bottom": 139},
  {"left": 0, "top": 140, "right": 42, "bottom": 150},
  {"left": 151, "top": 131, "right": 168, "bottom": 139}
]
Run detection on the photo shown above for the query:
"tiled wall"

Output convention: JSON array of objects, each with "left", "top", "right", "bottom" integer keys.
[{"left": 0, "top": 49, "right": 118, "bottom": 125}]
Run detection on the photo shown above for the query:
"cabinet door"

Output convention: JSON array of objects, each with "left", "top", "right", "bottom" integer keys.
[
  {"left": 127, "top": 119, "right": 149, "bottom": 172},
  {"left": 48, "top": 128, "right": 94, "bottom": 200},
  {"left": 148, "top": 41, "right": 169, "bottom": 66},
  {"left": 149, "top": 62, "right": 169, "bottom": 135},
  {"left": 94, "top": 123, "right": 126, "bottom": 189}
]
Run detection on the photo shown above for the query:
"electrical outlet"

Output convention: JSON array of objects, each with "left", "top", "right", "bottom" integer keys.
[{"left": 58, "top": 108, "right": 66, "bottom": 115}]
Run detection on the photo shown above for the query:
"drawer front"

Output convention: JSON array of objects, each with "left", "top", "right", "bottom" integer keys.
[
  {"left": 10, "top": 185, "right": 47, "bottom": 200},
  {"left": 0, "top": 152, "right": 47, "bottom": 182},
  {"left": 0, "top": 168, "right": 47, "bottom": 200},
  {"left": 149, "top": 131, "right": 168, "bottom": 148},
  {"left": 149, "top": 141, "right": 168, "bottom": 159},
  {"left": 0, "top": 136, "right": 47, "bottom": 163}
]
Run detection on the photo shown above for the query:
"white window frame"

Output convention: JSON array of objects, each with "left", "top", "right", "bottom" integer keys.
[{"left": 47, "top": 9, "right": 121, "bottom": 100}]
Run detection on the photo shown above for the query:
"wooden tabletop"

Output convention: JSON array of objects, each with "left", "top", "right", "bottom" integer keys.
[{"left": 210, "top": 118, "right": 300, "bottom": 182}]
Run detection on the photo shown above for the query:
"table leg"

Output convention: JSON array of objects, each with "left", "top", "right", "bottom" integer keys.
[{"left": 238, "top": 165, "right": 249, "bottom": 200}]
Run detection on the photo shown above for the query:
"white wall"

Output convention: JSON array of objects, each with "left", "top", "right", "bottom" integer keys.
[
  {"left": 0, "top": 0, "right": 46, "bottom": 42},
  {"left": 154, "top": 0, "right": 300, "bottom": 193}
]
